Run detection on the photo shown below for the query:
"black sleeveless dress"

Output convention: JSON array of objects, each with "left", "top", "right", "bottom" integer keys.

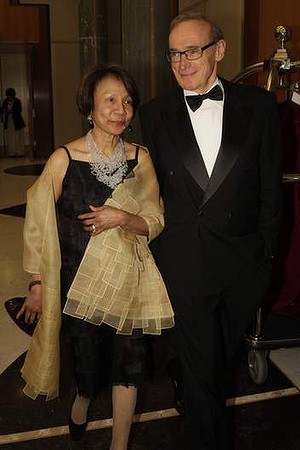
[{"left": 56, "top": 146, "right": 153, "bottom": 400}]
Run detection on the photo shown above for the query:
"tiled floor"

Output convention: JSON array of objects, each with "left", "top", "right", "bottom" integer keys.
[{"left": 1, "top": 156, "right": 300, "bottom": 450}]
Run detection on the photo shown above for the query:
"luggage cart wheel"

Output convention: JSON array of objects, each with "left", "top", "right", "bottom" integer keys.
[{"left": 247, "top": 349, "right": 268, "bottom": 385}]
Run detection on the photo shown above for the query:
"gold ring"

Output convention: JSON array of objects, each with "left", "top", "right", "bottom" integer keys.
[{"left": 91, "top": 224, "right": 96, "bottom": 233}]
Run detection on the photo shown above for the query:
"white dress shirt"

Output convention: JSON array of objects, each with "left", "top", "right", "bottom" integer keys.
[{"left": 184, "top": 79, "right": 224, "bottom": 177}]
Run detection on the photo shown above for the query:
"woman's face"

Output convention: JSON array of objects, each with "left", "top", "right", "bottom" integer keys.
[{"left": 91, "top": 75, "right": 133, "bottom": 136}]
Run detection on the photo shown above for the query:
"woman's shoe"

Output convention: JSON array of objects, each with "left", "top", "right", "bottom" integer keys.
[{"left": 68, "top": 415, "right": 87, "bottom": 441}]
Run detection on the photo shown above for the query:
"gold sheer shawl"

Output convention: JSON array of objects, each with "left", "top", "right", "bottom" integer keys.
[
  {"left": 21, "top": 149, "right": 173, "bottom": 400},
  {"left": 64, "top": 151, "right": 174, "bottom": 334},
  {"left": 22, "top": 159, "right": 61, "bottom": 400}
]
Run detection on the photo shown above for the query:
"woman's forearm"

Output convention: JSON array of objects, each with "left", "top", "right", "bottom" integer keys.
[{"left": 119, "top": 211, "right": 149, "bottom": 236}]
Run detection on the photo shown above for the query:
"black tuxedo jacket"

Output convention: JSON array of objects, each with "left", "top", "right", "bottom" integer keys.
[{"left": 139, "top": 78, "right": 282, "bottom": 306}]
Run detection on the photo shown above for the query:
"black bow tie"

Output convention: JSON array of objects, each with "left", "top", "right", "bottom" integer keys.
[{"left": 185, "top": 85, "right": 223, "bottom": 111}]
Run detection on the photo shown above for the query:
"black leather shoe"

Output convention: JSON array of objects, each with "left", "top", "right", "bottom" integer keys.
[
  {"left": 167, "top": 357, "right": 185, "bottom": 416},
  {"left": 68, "top": 416, "right": 87, "bottom": 441},
  {"left": 174, "top": 391, "right": 185, "bottom": 417}
]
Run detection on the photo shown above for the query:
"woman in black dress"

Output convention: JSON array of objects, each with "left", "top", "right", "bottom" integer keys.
[{"left": 19, "top": 65, "right": 174, "bottom": 449}]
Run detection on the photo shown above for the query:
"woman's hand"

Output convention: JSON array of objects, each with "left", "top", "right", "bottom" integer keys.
[
  {"left": 78, "top": 205, "right": 149, "bottom": 237},
  {"left": 78, "top": 205, "right": 125, "bottom": 236},
  {"left": 16, "top": 285, "right": 42, "bottom": 324}
]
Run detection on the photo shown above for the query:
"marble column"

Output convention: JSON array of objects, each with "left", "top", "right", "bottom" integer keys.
[
  {"left": 121, "top": 0, "right": 177, "bottom": 142},
  {"left": 78, "top": 0, "right": 177, "bottom": 142},
  {"left": 121, "top": 0, "right": 176, "bottom": 102},
  {"left": 78, "top": 0, "right": 108, "bottom": 76}
]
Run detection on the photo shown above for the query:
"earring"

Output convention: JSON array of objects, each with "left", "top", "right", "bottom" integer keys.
[
  {"left": 87, "top": 114, "right": 93, "bottom": 128},
  {"left": 128, "top": 125, "right": 133, "bottom": 133}
]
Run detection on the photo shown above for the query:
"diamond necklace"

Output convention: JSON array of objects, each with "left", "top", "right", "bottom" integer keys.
[{"left": 87, "top": 130, "right": 128, "bottom": 188}]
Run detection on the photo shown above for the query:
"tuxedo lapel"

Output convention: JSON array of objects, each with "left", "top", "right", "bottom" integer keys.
[
  {"left": 159, "top": 83, "right": 252, "bottom": 204},
  {"left": 161, "top": 89, "right": 209, "bottom": 192},
  {"left": 202, "top": 81, "right": 252, "bottom": 206}
]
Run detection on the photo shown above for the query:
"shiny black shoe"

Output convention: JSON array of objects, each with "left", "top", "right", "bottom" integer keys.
[
  {"left": 68, "top": 416, "right": 87, "bottom": 441},
  {"left": 167, "top": 357, "right": 185, "bottom": 417},
  {"left": 174, "top": 390, "right": 185, "bottom": 417}
]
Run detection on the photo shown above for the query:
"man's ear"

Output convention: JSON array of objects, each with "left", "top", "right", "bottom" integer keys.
[{"left": 215, "top": 40, "right": 226, "bottom": 62}]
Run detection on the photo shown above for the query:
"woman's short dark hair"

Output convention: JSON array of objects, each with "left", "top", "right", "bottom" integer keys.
[
  {"left": 5, "top": 87, "right": 16, "bottom": 97},
  {"left": 76, "top": 65, "right": 140, "bottom": 117}
]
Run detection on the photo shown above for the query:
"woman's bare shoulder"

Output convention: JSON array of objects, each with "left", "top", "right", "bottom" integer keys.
[
  {"left": 48, "top": 147, "right": 69, "bottom": 166},
  {"left": 43, "top": 149, "right": 69, "bottom": 184},
  {"left": 125, "top": 142, "right": 149, "bottom": 161},
  {"left": 58, "top": 136, "right": 89, "bottom": 161}
]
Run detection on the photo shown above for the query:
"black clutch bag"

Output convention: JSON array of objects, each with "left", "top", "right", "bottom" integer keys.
[{"left": 4, "top": 297, "right": 37, "bottom": 336}]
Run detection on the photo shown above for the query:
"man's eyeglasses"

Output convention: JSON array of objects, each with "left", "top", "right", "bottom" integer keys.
[{"left": 166, "top": 41, "right": 216, "bottom": 63}]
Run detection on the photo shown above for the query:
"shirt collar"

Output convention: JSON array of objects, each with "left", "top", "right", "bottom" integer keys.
[{"left": 184, "top": 78, "right": 223, "bottom": 97}]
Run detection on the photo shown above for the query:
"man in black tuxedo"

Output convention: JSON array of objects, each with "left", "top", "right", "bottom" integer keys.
[{"left": 139, "top": 10, "right": 282, "bottom": 450}]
